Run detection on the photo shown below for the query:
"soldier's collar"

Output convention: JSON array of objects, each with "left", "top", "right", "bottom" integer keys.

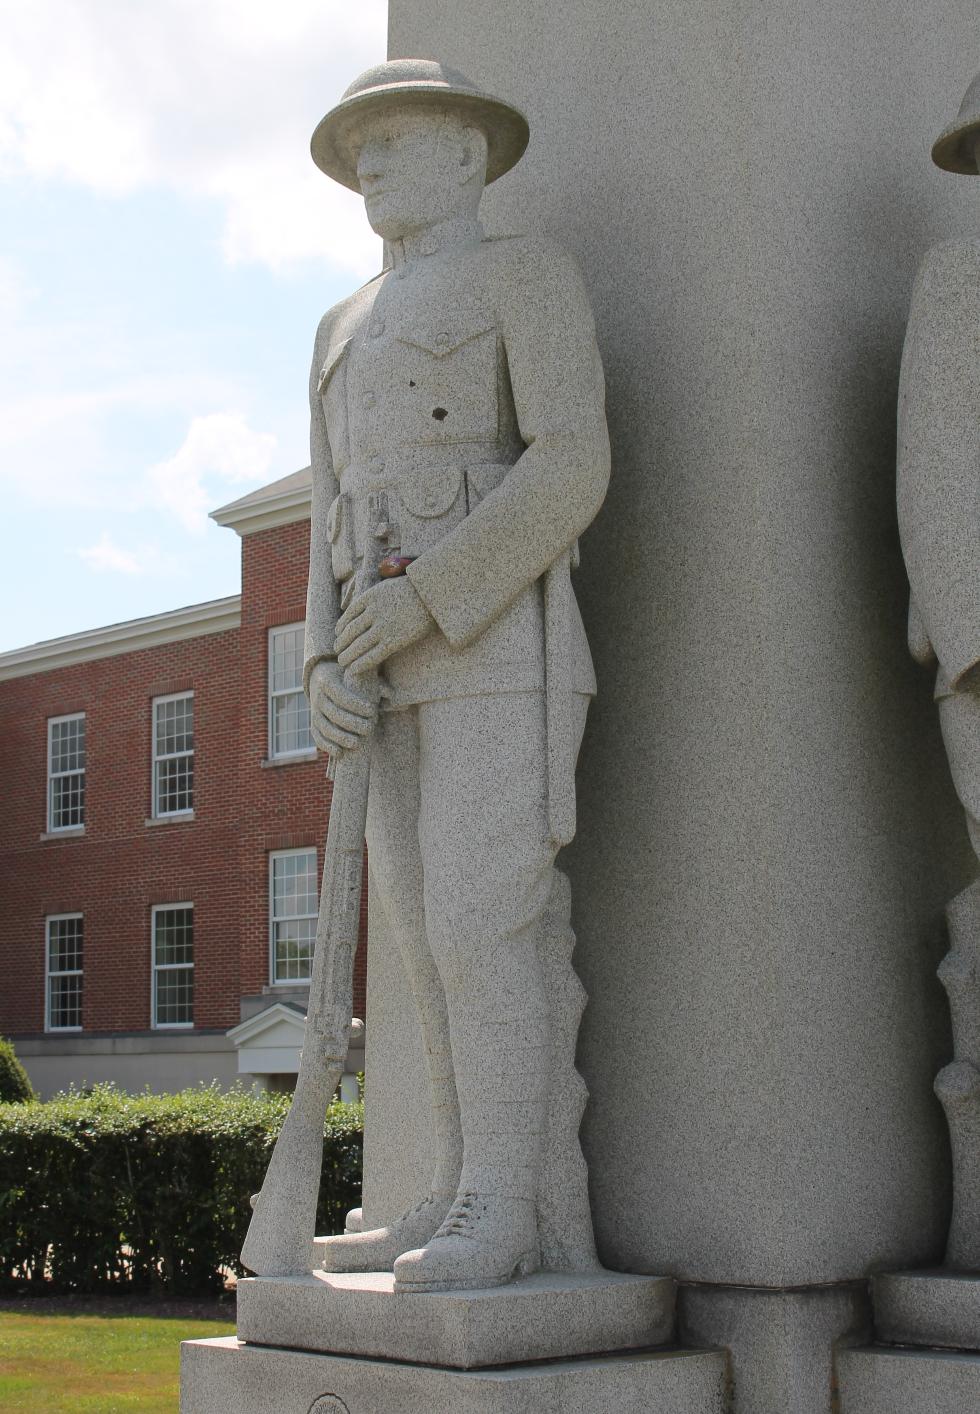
[{"left": 387, "top": 217, "right": 485, "bottom": 271}]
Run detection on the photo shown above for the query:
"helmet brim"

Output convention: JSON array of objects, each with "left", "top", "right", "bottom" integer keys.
[
  {"left": 311, "top": 82, "right": 530, "bottom": 192},
  {"left": 932, "top": 115, "right": 980, "bottom": 175}
]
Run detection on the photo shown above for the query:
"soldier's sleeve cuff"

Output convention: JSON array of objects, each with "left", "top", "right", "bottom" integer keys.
[
  {"left": 303, "top": 653, "right": 336, "bottom": 697},
  {"left": 405, "top": 557, "right": 486, "bottom": 648}
]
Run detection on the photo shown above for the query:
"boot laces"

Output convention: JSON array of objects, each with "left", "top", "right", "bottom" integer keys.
[{"left": 435, "top": 1191, "right": 480, "bottom": 1237}]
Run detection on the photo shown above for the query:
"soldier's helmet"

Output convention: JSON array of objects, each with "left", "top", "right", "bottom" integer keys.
[
  {"left": 311, "top": 58, "right": 530, "bottom": 192},
  {"left": 932, "top": 69, "right": 980, "bottom": 175}
]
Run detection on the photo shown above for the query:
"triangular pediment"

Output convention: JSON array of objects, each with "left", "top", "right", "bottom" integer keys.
[{"left": 226, "top": 1002, "right": 307, "bottom": 1049}]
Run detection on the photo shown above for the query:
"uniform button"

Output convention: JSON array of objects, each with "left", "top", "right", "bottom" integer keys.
[
  {"left": 434, "top": 332, "right": 451, "bottom": 349},
  {"left": 370, "top": 319, "right": 385, "bottom": 338},
  {"left": 362, "top": 391, "right": 376, "bottom": 409}
]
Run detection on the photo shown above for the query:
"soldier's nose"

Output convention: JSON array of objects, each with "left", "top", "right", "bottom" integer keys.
[{"left": 357, "top": 147, "right": 386, "bottom": 181}]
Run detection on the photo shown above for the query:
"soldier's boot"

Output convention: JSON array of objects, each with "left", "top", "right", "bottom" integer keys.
[
  {"left": 393, "top": 1015, "right": 547, "bottom": 1292},
  {"left": 319, "top": 1037, "right": 462, "bottom": 1273}
]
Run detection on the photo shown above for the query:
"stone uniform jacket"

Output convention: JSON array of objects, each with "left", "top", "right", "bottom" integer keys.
[
  {"left": 303, "top": 231, "right": 611, "bottom": 718},
  {"left": 898, "top": 238, "right": 980, "bottom": 699}
]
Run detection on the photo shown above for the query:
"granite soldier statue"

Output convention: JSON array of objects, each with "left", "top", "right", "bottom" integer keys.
[
  {"left": 899, "top": 69, "right": 980, "bottom": 1267},
  {"left": 899, "top": 70, "right": 980, "bottom": 918},
  {"left": 297, "top": 59, "right": 609, "bottom": 1292}
]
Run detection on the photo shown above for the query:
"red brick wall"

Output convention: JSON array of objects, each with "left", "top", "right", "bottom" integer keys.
[{"left": 0, "top": 516, "right": 368, "bottom": 1043}]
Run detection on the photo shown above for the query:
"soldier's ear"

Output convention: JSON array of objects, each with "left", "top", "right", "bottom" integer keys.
[{"left": 458, "top": 125, "right": 488, "bottom": 186}]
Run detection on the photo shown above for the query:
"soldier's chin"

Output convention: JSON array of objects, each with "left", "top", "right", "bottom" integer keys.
[{"left": 362, "top": 198, "right": 405, "bottom": 241}]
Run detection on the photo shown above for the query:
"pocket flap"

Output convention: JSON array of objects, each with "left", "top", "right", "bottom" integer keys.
[
  {"left": 317, "top": 337, "right": 352, "bottom": 393},
  {"left": 326, "top": 493, "right": 344, "bottom": 543},
  {"left": 397, "top": 313, "right": 494, "bottom": 358},
  {"left": 398, "top": 466, "right": 463, "bottom": 519}
]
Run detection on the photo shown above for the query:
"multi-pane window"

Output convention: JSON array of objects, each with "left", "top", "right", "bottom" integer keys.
[
  {"left": 47, "top": 714, "right": 86, "bottom": 831},
  {"left": 270, "top": 849, "right": 318, "bottom": 984},
  {"left": 269, "top": 624, "right": 313, "bottom": 758},
  {"left": 152, "top": 693, "right": 194, "bottom": 816},
  {"left": 46, "top": 915, "right": 83, "bottom": 1030},
  {"left": 152, "top": 905, "right": 194, "bottom": 1027}
]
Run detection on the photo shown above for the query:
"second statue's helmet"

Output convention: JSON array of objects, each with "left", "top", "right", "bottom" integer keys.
[
  {"left": 310, "top": 58, "right": 530, "bottom": 192},
  {"left": 932, "top": 69, "right": 980, "bottom": 175}
]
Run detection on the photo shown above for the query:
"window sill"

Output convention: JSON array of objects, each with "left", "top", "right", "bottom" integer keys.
[
  {"left": 260, "top": 751, "right": 320, "bottom": 768},
  {"left": 44, "top": 1026, "right": 82, "bottom": 1033},
  {"left": 152, "top": 1023, "right": 195, "bottom": 1031},
  {"left": 145, "top": 812, "right": 195, "bottom": 827},
  {"left": 39, "top": 827, "right": 85, "bottom": 842}
]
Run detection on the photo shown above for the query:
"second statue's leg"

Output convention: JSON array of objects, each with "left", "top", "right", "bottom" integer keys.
[
  {"left": 394, "top": 692, "right": 556, "bottom": 1293},
  {"left": 319, "top": 706, "right": 462, "bottom": 1273}
]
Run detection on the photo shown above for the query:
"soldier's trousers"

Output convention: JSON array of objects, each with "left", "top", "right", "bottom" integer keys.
[
  {"left": 364, "top": 688, "right": 591, "bottom": 1228},
  {"left": 939, "top": 682, "right": 980, "bottom": 858}
]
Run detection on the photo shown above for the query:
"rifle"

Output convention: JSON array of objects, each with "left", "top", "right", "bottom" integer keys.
[{"left": 241, "top": 492, "right": 398, "bottom": 1276}]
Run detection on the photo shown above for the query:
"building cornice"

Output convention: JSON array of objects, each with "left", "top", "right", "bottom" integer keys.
[
  {"left": 0, "top": 596, "right": 242, "bottom": 682},
  {"left": 210, "top": 479, "right": 312, "bottom": 537}
]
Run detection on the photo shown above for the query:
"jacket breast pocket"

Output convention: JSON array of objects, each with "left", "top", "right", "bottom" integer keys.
[
  {"left": 394, "top": 466, "right": 466, "bottom": 558},
  {"left": 395, "top": 313, "right": 497, "bottom": 442},
  {"left": 327, "top": 492, "right": 356, "bottom": 584}
]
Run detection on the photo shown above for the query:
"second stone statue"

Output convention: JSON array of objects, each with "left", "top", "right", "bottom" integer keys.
[{"left": 256, "top": 58, "right": 611, "bottom": 1294}]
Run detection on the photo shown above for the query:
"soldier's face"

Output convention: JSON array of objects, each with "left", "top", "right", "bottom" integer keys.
[{"left": 355, "top": 109, "right": 484, "bottom": 240}]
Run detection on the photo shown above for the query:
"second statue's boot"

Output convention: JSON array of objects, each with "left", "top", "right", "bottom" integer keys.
[
  {"left": 319, "top": 1043, "right": 462, "bottom": 1273},
  {"left": 393, "top": 1013, "right": 548, "bottom": 1292}
]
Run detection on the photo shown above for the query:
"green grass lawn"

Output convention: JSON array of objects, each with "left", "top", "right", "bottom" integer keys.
[{"left": 0, "top": 1309, "right": 235, "bottom": 1413}]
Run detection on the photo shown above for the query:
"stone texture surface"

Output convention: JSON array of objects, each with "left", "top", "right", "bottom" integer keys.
[
  {"left": 237, "top": 1268, "right": 673, "bottom": 1368},
  {"left": 678, "top": 1283, "right": 871, "bottom": 1414},
  {"left": 377, "top": 0, "right": 979, "bottom": 1289},
  {"left": 838, "top": 1346, "right": 980, "bottom": 1411},
  {"left": 874, "top": 1269, "right": 980, "bottom": 1349},
  {"left": 180, "top": 1336, "right": 729, "bottom": 1414}
]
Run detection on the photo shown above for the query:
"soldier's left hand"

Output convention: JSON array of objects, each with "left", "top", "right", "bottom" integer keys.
[{"left": 334, "top": 578, "right": 434, "bottom": 674}]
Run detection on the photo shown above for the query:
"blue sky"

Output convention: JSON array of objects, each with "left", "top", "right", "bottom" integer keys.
[{"left": 0, "top": 1, "right": 387, "bottom": 652}]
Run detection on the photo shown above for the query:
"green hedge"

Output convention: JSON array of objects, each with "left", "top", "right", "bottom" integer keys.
[
  {"left": 0, "top": 1083, "right": 362, "bottom": 1294},
  {"left": 0, "top": 1039, "right": 34, "bottom": 1104}
]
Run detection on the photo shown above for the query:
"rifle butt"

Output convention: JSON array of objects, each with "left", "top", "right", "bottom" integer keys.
[{"left": 240, "top": 1061, "right": 342, "bottom": 1276}]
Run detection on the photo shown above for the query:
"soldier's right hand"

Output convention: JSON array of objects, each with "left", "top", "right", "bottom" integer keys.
[{"left": 308, "top": 660, "right": 377, "bottom": 754}]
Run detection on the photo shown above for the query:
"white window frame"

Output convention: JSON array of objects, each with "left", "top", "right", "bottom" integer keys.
[
  {"left": 45, "top": 913, "right": 83, "bottom": 1032},
  {"left": 151, "top": 691, "right": 194, "bottom": 819},
  {"left": 269, "top": 848, "right": 318, "bottom": 986},
  {"left": 268, "top": 623, "right": 313, "bottom": 760},
  {"left": 47, "top": 712, "right": 86, "bottom": 833},
  {"left": 151, "top": 902, "right": 194, "bottom": 1030}
]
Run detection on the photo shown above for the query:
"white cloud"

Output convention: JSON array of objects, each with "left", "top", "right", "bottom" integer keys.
[
  {"left": 143, "top": 412, "right": 278, "bottom": 533},
  {"left": 77, "top": 532, "right": 143, "bottom": 574},
  {"left": 77, "top": 531, "right": 185, "bottom": 577},
  {"left": 0, "top": 0, "right": 386, "bottom": 276}
]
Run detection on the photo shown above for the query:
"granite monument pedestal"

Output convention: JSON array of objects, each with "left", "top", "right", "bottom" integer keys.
[
  {"left": 183, "top": 1271, "right": 728, "bottom": 1413},
  {"left": 833, "top": 1268, "right": 980, "bottom": 1410},
  {"left": 181, "top": 1336, "right": 729, "bottom": 1414}
]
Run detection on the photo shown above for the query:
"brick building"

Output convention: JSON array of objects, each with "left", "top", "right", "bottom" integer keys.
[{"left": 0, "top": 468, "right": 367, "bottom": 1098}]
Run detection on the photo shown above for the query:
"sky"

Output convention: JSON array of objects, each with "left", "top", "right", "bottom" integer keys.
[{"left": 0, "top": 0, "right": 388, "bottom": 652}]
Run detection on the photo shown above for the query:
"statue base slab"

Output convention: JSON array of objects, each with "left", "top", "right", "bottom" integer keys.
[
  {"left": 838, "top": 1346, "right": 980, "bottom": 1411},
  {"left": 236, "top": 1268, "right": 673, "bottom": 1369},
  {"left": 873, "top": 1269, "right": 980, "bottom": 1350},
  {"left": 180, "top": 1335, "right": 729, "bottom": 1413}
]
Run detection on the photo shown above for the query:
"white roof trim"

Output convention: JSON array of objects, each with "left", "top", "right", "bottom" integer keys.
[
  {"left": 0, "top": 596, "right": 242, "bottom": 682},
  {"left": 227, "top": 1002, "right": 308, "bottom": 1046},
  {"left": 210, "top": 483, "right": 312, "bottom": 537}
]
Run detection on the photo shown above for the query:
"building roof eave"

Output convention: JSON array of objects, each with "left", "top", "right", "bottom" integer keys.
[
  {"left": 0, "top": 595, "right": 242, "bottom": 682},
  {"left": 211, "top": 467, "right": 313, "bottom": 537}
]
